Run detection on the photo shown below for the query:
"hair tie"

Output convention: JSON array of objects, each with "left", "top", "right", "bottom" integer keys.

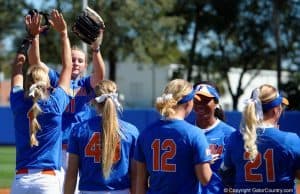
[
  {"left": 156, "top": 93, "right": 173, "bottom": 103},
  {"left": 95, "top": 93, "right": 123, "bottom": 112},
  {"left": 243, "top": 88, "right": 263, "bottom": 121},
  {"left": 28, "top": 81, "right": 47, "bottom": 97}
]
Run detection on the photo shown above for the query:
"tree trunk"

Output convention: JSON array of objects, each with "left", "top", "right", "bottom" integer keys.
[
  {"left": 187, "top": 6, "right": 200, "bottom": 82},
  {"left": 232, "top": 95, "right": 239, "bottom": 111},
  {"left": 108, "top": 50, "right": 117, "bottom": 81},
  {"left": 273, "top": 0, "right": 282, "bottom": 90}
]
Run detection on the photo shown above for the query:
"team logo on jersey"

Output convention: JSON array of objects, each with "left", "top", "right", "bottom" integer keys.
[
  {"left": 209, "top": 144, "right": 223, "bottom": 155},
  {"left": 206, "top": 148, "right": 211, "bottom": 156}
]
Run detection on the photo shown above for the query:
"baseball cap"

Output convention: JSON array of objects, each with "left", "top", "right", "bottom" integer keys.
[{"left": 194, "top": 84, "right": 220, "bottom": 101}]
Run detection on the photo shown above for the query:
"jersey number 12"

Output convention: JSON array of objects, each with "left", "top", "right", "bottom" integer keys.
[{"left": 151, "top": 139, "right": 176, "bottom": 172}]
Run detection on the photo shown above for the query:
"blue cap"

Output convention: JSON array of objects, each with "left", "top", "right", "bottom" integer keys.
[{"left": 194, "top": 84, "right": 220, "bottom": 101}]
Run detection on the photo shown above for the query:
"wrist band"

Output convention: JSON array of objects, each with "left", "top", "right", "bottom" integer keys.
[
  {"left": 92, "top": 47, "right": 100, "bottom": 53},
  {"left": 26, "top": 32, "right": 38, "bottom": 41}
]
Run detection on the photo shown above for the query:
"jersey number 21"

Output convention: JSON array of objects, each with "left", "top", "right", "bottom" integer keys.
[{"left": 244, "top": 149, "right": 275, "bottom": 182}]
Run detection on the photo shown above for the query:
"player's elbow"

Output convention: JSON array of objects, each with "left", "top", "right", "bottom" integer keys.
[
  {"left": 195, "top": 162, "right": 212, "bottom": 186},
  {"left": 200, "top": 172, "right": 212, "bottom": 186}
]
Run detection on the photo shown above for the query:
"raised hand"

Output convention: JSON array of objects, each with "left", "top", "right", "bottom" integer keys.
[
  {"left": 15, "top": 53, "right": 26, "bottom": 65},
  {"left": 48, "top": 9, "right": 67, "bottom": 35},
  {"left": 25, "top": 12, "right": 42, "bottom": 37},
  {"left": 91, "top": 28, "right": 105, "bottom": 50}
]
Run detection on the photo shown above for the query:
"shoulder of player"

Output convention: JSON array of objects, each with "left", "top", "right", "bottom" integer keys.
[
  {"left": 72, "top": 116, "right": 99, "bottom": 135},
  {"left": 75, "top": 76, "right": 90, "bottom": 86},
  {"left": 38, "top": 87, "right": 70, "bottom": 111},
  {"left": 136, "top": 119, "right": 162, "bottom": 140},
  {"left": 50, "top": 86, "right": 69, "bottom": 96},
  {"left": 48, "top": 67, "right": 59, "bottom": 77},
  {"left": 271, "top": 129, "right": 300, "bottom": 144},
  {"left": 217, "top": 120, "right": 236, "bottom": 133},
  {"left": 225, "top": 130, "right": 241, "bottom": 142},
  {"left": 119, "top": 119, "right": 140, "bottom": 137}
]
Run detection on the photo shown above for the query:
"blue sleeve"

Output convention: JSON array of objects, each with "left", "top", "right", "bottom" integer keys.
[
  {"left": 223, "top": 125, "right": 236, "bottom": 155},
  {"left": 10, "top": 87, "right": 25, "bottom": 112},
  {"left": 285, "top": 133, "right": 300, "bottom": 170},
  {"left": 129, "top": 126, "right": 140, "bottom": 159},
  {"left": 67, "top": 125, "right": 80, "bottom": 155},
  {"left": 47, "top": 87, "right": 70, "bottom": 114},
  {"left": 134, "top": 134, "right": 145, "bottom": 163},
  {"left": 192, "top": 130, "right": 212, "bottom": 164},
  {"left": 48, "top": 68, "right": 60, "bottom": 88},
  {"left": 223, "top": 132, "right": 234, "bottom": 169}
]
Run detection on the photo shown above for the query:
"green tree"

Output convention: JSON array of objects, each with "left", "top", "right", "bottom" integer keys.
[
  {"left": 90, "top": 0, "right": 184, "bottom": 81},
  {"left": 21, "top": 0, "right": 185, "bottom": 82},
  {"left": 173, "top": 0, "right": 300, "bottom": 110},
  {"left": 0, "top": 0, "right": 31, "bottom": 77}
]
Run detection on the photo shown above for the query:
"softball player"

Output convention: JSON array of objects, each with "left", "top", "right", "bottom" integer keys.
[
  {"left": 193, "top": 82, "right": 235, "bottom": 194},
  {"left": 221, "top": 84, "right": 300, "bottom": 193},
  {"left": 25, "top": 11, "right": 106, "bottom": 192},
  {"left": 64, "top": 80, "right": 139, "bottom": 194},
  {"left": 10, "top": 10, "right": 72, "bottom": 194},
  {"left": 134, "top": 79, "right": 212, "bottom": 194}
]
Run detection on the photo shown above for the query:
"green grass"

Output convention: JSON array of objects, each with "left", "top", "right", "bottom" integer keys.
[{"left": 0, "top": 146, "right": 15, "bottom": 188}]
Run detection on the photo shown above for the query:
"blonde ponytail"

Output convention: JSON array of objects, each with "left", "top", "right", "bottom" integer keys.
[
  {"left": 25, "top": 66, "right": 49, "bottom": 147},
  {"left": 101, "top": 97, "right": 121, "bottom": 178},
  {"left": 27, "top": 102, "right": 42, "bottom": 147},
  {"left": 155, "top": 94, "right": 177, "bottom": 117},
  {"left": 155, "top": 79, "right": 193, "bottom": 118},
  {"left": 94, "top": 80, "right": 121, "bottom": 179},
  {"left": 27, "top": 85, "right": 45, "bottom": 147},
  {"left": 241, "top": 102, "right": 259, "bottom": 161}
]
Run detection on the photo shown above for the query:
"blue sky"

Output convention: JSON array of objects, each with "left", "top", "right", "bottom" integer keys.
[{"left": 25, "top": 0, "right": 56, "bottom": 9}]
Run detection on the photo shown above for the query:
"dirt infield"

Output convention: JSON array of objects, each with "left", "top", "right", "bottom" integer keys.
[
  {"left": 1, "top": 185, "right": 300, "bottom": 193},
  {"left": 0, "top": 188, "right": 9, "bottom": 194}
]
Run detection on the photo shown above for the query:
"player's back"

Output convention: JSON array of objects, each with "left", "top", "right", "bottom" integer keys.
[
  {"left": 227, "top": 128, "right": 300, "bottom": 191},
  {"left": 135, "top": 119, "right": 211, "bottom": 194},
  {"left": 68, "top": 115, "right": 139, "bottom": 191},
  {"left": 10, "top": 87, "right": 69, "bottom": 170}
]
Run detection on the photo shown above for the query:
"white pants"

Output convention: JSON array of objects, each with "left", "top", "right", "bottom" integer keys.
[
  {"left": 79, "top": 188, "right": 130, "bottom": 194},
  {"left": 61, "top": 148, "right": 79, "bottom": 194},
  {"left": 10, "top": 169, "right": 61, "bottom": 194}
]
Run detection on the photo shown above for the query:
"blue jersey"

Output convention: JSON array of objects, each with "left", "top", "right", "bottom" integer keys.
[
  {"left": 134, "top": 119, "right": 212, "bottom": 194},
  {"left": 10, "top": 86, "right": 69, "bottom": 170},
  {"left": 201, "top": 120, "right": 235, "bottom": 194},
  {"left": 49, "top": 69, "right": 94, "bottom": 144},
  {"left": 224, "top": 128, "right": 300, "bottom": 193},
  {"left": 68, "top": 116, "right": 139, "bottom": 191}
]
